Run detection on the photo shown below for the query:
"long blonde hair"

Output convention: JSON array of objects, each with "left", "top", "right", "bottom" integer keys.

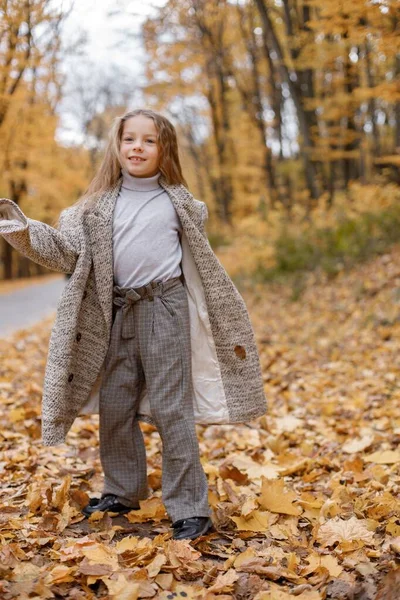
[{"left": 69, "top": 108, "right": 188, "bottom": 215}]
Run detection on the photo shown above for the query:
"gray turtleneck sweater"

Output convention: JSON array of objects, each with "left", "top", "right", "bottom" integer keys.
[{"left": 112, "top": 169, "right": 183, "bottom": 288}]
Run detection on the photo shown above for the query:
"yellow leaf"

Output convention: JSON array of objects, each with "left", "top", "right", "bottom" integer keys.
[
  {"left": 115, "top": 536, "right": 140, "bottom": 553},
  {"left": 51, "top": 475, "right": 71, "bottom": 510},
  {"left": 230, "top": 510, "right": 275, "bottom": 532},
  {"left": 320, "top": 555, "right": 343, "bottom": 577},
  {"left": 26, "top": 483, "right": 44, "bottom": 512},
  {"left": 146, "top": 553, "right": 167, "bottom": 578},
  {"left": 386, "top": 520, "right": 400, "bottom": 537},
  {"left": 165, "top": 539, "right": 201, "bottom": 566},
  {"left": 364, "top": 450, "right": 400, "bottom": 464},
  {"left": 274, "top": 415, "right": 303, "bottom": 433},
  {"left": 101, "top": 574, "right": 140, "bottom": 600},
  {"left": 125, "top": 497, "right": 167, "bottom": 522},
  {"left": 155, "top": 572, "right": 174, "bottom": 590},
  {"left": 233, "top": 547, "right": 257, "bottom": 567},
  {"left": 12, "top": 562, "right": 42, "bottom": 582},
  {"left": 230, "top": 455, "right": 280, "bottom": 480},
  {"left": 207, "top": 568, "right": 239, "bottom": 593},
  {"left": 259, "top": 477, "right": 301, "bottom": 516},
  {"left": 157, "top": 584, "right": 204, "bottom": 599},
  {"left": 255, "top": 589, "right": 322, "bottom": 600},
  {"left": 241, "top": 496, "right": 259, "bottom": 518},
  {"left": 9, "top": 408, "right": 25, "bottom": 423},
  {"left": 81, "top": 543, "right": 119, "bottom": 571}
]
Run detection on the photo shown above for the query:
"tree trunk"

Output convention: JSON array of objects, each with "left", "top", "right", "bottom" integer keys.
[
  {"left": 395, "top": 54, "right": 400, "bottom": 152},
  {"left": 342, "top": 41, "right": 360, "bottom": 187},
  {"left": 2, "top": 239, "right": 13, "bottom": 280},
  {"left": 193, "top": 1, "right": 235, "bottom": 224},
  {"left": 254, "top": 0, "right": 320, "bottom": 201},
  {"left": 232, "top": 3, "right": 282, "bottom": 208},
  {"left": 364, "top": 37, "right": 381, "bottom": 164}
]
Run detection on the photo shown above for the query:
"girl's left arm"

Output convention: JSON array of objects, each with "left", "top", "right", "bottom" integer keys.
[{"left": 0, "top": 199, "right": 81, "bottom": 274}]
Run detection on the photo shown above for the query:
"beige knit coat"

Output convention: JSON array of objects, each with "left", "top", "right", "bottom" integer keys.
[{"left": 0, "top": 177, "right": 267, "bottom": 445}]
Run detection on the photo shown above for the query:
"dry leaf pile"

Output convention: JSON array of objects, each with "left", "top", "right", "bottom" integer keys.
[{"left": 1, "top": 249, "right": 400, "bottom": 599}]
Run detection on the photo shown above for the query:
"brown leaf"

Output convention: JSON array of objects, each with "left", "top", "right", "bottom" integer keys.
[
  {"left": 219, "top": 462, "right": 249, "bottom": 485},
  {"left": 78, "top": 556, "right": 113, "bottom": 576}
]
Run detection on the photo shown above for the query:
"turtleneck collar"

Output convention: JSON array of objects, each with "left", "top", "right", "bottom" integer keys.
[{"left": 121, "top": 168, "right": 162, "bottom": 192}]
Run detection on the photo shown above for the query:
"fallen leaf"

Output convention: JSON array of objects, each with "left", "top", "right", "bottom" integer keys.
[
  {"left": 318, "top": 516, "right": 375, "bottom": 550},
  {"left": 146, "top": 553, "right": 167, "bottom": 578},
  {"left": 230, "top": 510, "right": 276, "bottom": 532},
  {"left": 364, "top": 450, "right": 400, "bottom": 464},
  {"left": 43, "top": 564, "right": 76, "bottom": 584},
  {"left": 81, "top": 542, "right": 119, "bottom": 570},
  {"left": 241, "top": 496, "right": 259, "bottom": 518},
  {"left": 207, "top": 568, "right": 239, "bottom": 592},
  {"left": 259, "top": 477, "right": 302, "bottom": 516},
  {"left": 101, "top": 574, "right": 140, "bottom": 600},
  {"left": 125, "top": 497, "right": 167, "bottom": 522},
  {"left": 342, "top": 434, "right": 374, "bottom": 454}
]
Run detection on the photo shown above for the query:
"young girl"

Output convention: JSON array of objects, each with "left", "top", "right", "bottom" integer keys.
[{"left": 0, "top": 108, "right": 267, "bottom": 540}]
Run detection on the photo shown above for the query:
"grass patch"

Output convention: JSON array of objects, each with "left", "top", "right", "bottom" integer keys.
[{"left": 252, "top": 204, "right": 400, "bottom": 297}]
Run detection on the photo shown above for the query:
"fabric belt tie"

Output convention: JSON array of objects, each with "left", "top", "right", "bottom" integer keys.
[{"left": 112, "top": 274, "right": 184, "bottom": 339}]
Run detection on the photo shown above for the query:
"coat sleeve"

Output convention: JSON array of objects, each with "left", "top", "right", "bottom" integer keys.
[
  {"left": 0, "top": 198, "right": 80, "bottom": 274},
  {"left": 199, "top": 201, "right": 209, "bottom": 238}
]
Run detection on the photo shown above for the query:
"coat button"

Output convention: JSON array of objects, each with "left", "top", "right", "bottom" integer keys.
[
  {"left": 76, "top": 333, "right": 82, "bottom": 342},
  {"left": 68, "top": 373, "right": 74, "bottom": 382},
  {"left": 83, "top": 291, "right": 87, "bottom": 299}
]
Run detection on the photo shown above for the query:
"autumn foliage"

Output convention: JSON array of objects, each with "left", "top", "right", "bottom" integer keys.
[
  {"left": 1, "top": 245, "right": 400, "bottom": 598},
  {"left": 1, "top": 0, "right": 399, "bottom": 281}
]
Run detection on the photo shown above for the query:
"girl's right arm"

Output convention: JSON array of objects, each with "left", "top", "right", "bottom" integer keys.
[{"left": 0, "top": 198, "right": 80, "bottom": 274}]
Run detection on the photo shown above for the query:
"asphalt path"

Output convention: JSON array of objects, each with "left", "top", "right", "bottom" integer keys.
[{"left": 0, "top": 276, "right": 67, "bottom": 338}]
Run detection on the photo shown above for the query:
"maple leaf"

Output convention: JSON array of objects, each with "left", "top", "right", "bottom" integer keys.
[
  {"left": 230, "top": 510, "right": 277, "bottom": 532},
  {"left": 259, "top": 477, "right": 302, "bottom": 516},
  {"left": 207, "top": 568, "right": 239, "bottom": 593},
  {"left": 100, "top": 574, "right": 140, "bottom": 600},
  {"left": 81, "top": 542, "right": 119, "bottom": 571},
  {"left": 146, "top": 553, "right": 167, "bottom": 578},
  {"left": 318, "top": 516, "right": 375, "bottom": 549},
  {"left": 165, "top": 539, "right": 202, "bottom": 567},
  {"left": 125, "top": 497, "right": 167, "bottom": 522}
]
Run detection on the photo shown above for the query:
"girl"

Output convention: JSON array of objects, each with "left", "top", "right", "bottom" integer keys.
[{"left": 0, "top": 108, "right": 267, "bottom": 540}]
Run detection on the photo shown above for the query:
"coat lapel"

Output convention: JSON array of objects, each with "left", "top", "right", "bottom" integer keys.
[
  {"left": 159, "top": 178, "right": 202, "bottom": 231},
  {"left": 85, "top": 181, "right": 121, "bottom": 329},
  {"left": 84, "top": 176, "right": 203, "bottom": 329}
]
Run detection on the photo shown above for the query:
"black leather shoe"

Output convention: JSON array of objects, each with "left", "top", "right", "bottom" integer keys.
[
  {"left": 82, "top": 494, "right": 139, "bottom": 517},
  {"left": 172, "top": 517, "right": 213, "bottom": 540}
]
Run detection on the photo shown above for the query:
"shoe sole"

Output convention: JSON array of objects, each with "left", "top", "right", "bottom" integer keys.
[{"left": 172, "top": 518, "right": 213, "bottom": 540}]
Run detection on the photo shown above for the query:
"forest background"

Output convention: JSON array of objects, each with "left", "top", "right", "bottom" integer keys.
[{"left": 0, "top": 0, "right": 399, "bottom": 290}]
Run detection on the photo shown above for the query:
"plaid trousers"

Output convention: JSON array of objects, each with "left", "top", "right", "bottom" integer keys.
[{"left": 98, "top": 275, "right": 210, "bottom": 522}]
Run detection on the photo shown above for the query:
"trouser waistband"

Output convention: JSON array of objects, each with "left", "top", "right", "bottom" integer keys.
[{"left": 113, "top": 273, "right": 184, "bottom": 305}]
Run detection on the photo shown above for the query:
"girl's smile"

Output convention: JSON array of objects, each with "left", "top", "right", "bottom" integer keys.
[{"left": 120, "top": 115, "right": 160, "bottom": 178}]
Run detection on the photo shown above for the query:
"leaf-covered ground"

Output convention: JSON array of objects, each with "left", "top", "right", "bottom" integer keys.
[{"left": 1, "top": 250, "right": 400, "bottom": 599}]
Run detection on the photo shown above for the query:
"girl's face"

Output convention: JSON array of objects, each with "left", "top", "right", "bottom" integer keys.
[{"left": 120, "top": 115, "right": 160, "bottom": 178}]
